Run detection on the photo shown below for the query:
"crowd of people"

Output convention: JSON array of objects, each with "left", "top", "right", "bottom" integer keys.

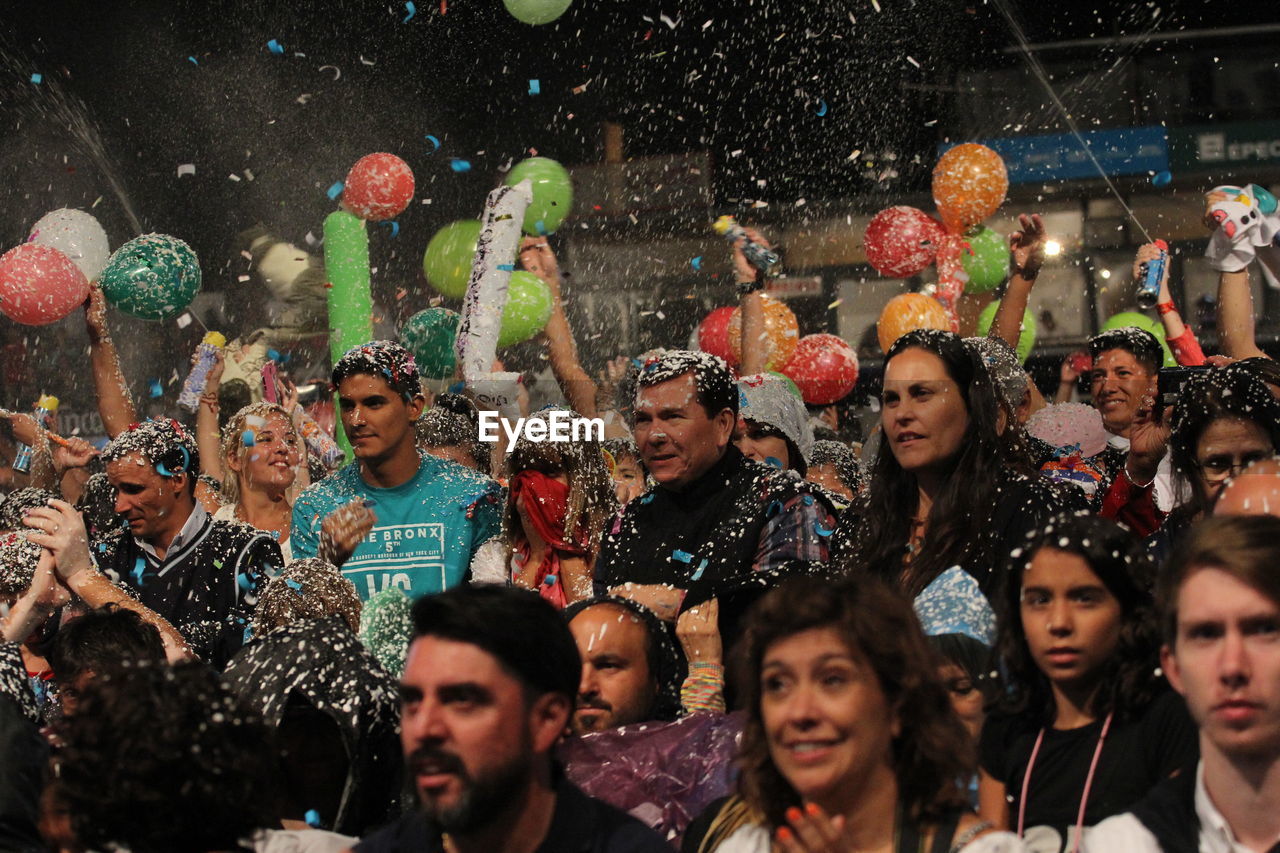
[{"left": 2, "top": 191, "right": 1280, "bottom": 853}]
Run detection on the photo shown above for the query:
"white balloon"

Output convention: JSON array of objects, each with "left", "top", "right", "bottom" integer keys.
[{"left": 28, "top": 208, "right": 110, "bottom": 281}]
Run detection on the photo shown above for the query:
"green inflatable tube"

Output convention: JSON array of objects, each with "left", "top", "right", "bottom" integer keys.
[{"left": 323, "top": 209, "right": 375, "bottom": 461}]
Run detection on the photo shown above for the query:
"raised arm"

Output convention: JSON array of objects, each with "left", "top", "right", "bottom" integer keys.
[
  {"left": 518, "top": 238, "right": 599, "bottom": 417},
  {"left": 84, "top": 285, "right": 138, "bottom": 437},
  {"left": 993, "top": 213, "right": 1048, "bottom": 413},
  {"left": 733, "top": 227, "right": 772, "bottom": 376},
  {"left": 1133, "top": 242, "right": 1205, "bottom": 366},
  {"left": 194, "top": 348, "right": 226, "bottom": 484},
  {"left": 1204, "top": 190, "right": 1269, "bottom": 360}
]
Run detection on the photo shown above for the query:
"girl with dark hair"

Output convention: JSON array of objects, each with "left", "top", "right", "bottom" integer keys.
[
  {"left": 978, "top": 513, "right": 1197, "bottom": 853},
  {"left": 469, "top": 409, "right": 618, "bottom": 607},
  {"left": 684, "top": 576, "right": 1019, "bottom": 853},
  {"left": 843, "top": 329, "right": 1083, "bottom": 599}
]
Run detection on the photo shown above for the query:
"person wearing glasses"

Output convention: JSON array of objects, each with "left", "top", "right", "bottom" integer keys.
[{"left": 1127, "top": 364, "right": 1280, "bottom": 566}]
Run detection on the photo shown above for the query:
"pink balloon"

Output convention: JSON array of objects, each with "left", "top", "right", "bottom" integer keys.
[
  {"left": 864, "top": 206, "right": 945, "bottom": 278},
  {"left": 0, "top": 243, "right": 90, "bottom": 325},
  {"left": 695, "top": 305, "right": 738, "bottom": 367},
  {"left": 780, "top": 333, "right": 859, "bottom": 405},
  {"left": 343, "top": 153, "right": 415, "bottom": 221}
]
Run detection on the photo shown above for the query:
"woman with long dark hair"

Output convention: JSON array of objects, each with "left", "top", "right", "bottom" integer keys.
[
  {"left": 684, "top": 575, "right": 1019, "bottom": 853},
  {"left": 1139, "top": 364, "right": 1280, "bottom": 562},
  {"left": 843, "top": 329, "right": 1082, "bottom": 598},
  {"left": 978, "top": 513, "right": 1197, "bottom": 853}
]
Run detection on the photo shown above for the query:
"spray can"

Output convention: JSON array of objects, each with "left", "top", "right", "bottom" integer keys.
[
  {"left": 12, "top": 395, "right": 60, "bottom": 475},
  {"left": 712, "top": 216, "right": 780, "bottom": 275},
  {"left": 298, "top": 412, "right": 344, "bottom": 469},
  {"left": 178, "top": 332, "right": 227, "bottom": 412},
  {"left": 261, "top": 360, "right": 280, "bottom": 405},
  {"left": 1135, "top": 239, "right": 1168, "bottom": 310}
]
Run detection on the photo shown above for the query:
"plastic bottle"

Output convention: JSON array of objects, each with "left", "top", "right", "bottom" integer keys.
[
  {"left": 261, "top": 360, "right": 280, "bottom": 404},
  {"left": 13, "top": 395, "right": 60, "bottom": 475},
  {"left": 298, "top": 412, "right": 344, "bottom": 469},
  {"left": 1135, "top": 239, "right": 1168, "bottom": 310},
  {"left": 712, "top": 216, "right": 780, "bottom": 275},
  {"left": 178, "top": 331, "right": 227, "bottom": 412}
]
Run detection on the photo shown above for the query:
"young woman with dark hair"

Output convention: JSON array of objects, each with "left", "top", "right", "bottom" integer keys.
[
  {"left": 684, "top": 575, "right": 1019, "bottom": 853},
  {"left": 469, "top": 409, "right": 617, "bottom": 607},
  {"left": 843, "top": 329, "right": 1083, "bottom": 599},
  {"left": 978, "top": 513, "right": 1198, "bottom": 853}
]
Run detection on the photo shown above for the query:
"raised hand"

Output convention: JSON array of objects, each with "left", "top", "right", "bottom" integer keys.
[
  {"left": 22, "top": 499, "right": 93, "bottom": 583},
  {"left": 1008, "top": 213, "right": 1046, "bottom": 280},
  {"left": 319, "top": 500, "right": 377, "bottom": 567}
]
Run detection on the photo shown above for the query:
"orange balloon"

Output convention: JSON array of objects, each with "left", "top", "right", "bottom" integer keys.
[
  {"left": 728, "top": 294, "right": 800, "bottom": 369},
  {"left": 932, "top": 144, "right": 1008, "bottom": 232},
  {"left": 877, "top": 293, "right": 951, "bottom": 353}
]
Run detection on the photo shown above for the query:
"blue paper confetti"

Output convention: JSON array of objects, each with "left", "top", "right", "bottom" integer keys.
[
  {"left": 672, "top": 549, "right": 694, "bottom": 564},
  {"left": 403, "top": 1, "right": 416, "bottom": 22},
  {"left": 237, "top": 573, "right": 253, "bottom": 591},
  {"left": 30, "top": 73, "right": 42, "bottom": 85},
  {"left": 691, "top": 255, "right": 703, "bottom": 270},
  {"left": 814, "top": 520, "right": 835, "bottom": 537},
  {"left": 497, "top": 263, "right": 515, "bottom": 271},
  {"left": 802, "top": 494, "right": 814, "bottom": 506},
  {"left": 425, "top": 134, "right": 441, "bottom": 152},
  {"left": 815, "top": 99, "right": 828, "bottom": 117},
  {"left": 304, "top": 810, "right": 321, "bottom": 828},
  {"left": 764, "top": 456, "right": 783, "bottom": 469},
  {"left": 267, "top": 39, "right": 284, "bottom": 54},
  {"left": 187, "top": 56, "right": 198, "bottom": 65},
  {"left": 766, "top": 499, "right": 784, "bottom": 517},
  {"left": 528, "top": 79, "right": 541, "bottom": 95},
  {"left": 326, "top": 181, "right": 345, "bottom": 200},
  {"left": 449, "top": 158, "right": 471, "bottom": 173},
  {"left": 267, "top": 349, "right": 281, "bottom": 361},
  {"left": 148, "top": 379, "right": 164, "bottom": 398},
  {"left": 241, "top": 430, "right": 256, "bottom": 447},
  {"left": 286, "top": 579, "right": 304, "bottom": 594},
  {"left": 690, "top": 558, "right": 709, "bottom": 582},
  {"left": 380, "top": 220, "right": 400, "bottom": 238},
  {"left": 1151, "top": 170, "right": 1172, "bottom": 188},
  {"left": 543, "top": 574, "right": 557, "bottom": 586},
  {"left": 534, "top": 220, "right": 548, "bottom": 236}
]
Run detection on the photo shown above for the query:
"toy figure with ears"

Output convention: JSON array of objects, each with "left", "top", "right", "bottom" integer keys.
[{"left": 1204, "top": 183, "right": 1280, "bottom": 288}]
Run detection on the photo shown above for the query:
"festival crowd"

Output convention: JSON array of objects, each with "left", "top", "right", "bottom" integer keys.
[{"left": 3, "top": 190, "right": 1280, "bottom": 853}]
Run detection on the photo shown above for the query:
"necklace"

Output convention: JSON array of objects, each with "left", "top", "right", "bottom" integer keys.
[{"left": 1016, "top": 711, "right": 1114, "bottom": 853}]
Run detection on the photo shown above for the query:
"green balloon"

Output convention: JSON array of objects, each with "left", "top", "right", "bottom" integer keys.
[
  {"left": 503, "top": 0, "right": 572, "bottom": 25},
  {"left": 401, "top": 308, "right": 460, "bottom": 380},
  {"left": 977, "top": 300, "right": 1038, "bottom": 363},
  {"left": 498, "top": 271, "right": 553, "bottom": 348},
  {"left": 423, "top": 220, "right": 481, "bottom": 299},
  {"left": 961, "top": 226, "right": 1009, "bottom": 295},
  {"left": 1100, "top": 311, "right": 1176, "bottom": 367},
  {"left": 767, "top": 371, "right": 804, "bottom": 400},
  {"left": 99, "top": 233, "right": 201, "bottom": 321},
  {"left": 505, "top": 157, "right": 573, "bottom": 235}
]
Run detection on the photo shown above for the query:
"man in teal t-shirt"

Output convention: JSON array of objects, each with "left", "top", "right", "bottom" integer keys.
[{"left": 291, "top": 341, "right": 502, "bottom": 600}]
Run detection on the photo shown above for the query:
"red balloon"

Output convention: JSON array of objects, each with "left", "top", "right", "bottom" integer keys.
[
  {"left": 863, "top": 206, "right": 945, "bottom": 278},
  {"left": 343, "top": 153, "right": 415, "bottom": 221},
  {"left": 695, "top": 306, "right": 738, "bottom": 366},
  {"left": 780, "top": 333, "right": 859, "bottom": 405},
  {"left": 0, "top": 243, "right": 89, "bottom": 326}
]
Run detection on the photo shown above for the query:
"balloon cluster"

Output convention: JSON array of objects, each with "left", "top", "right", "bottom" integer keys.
[
  {"left": 0, "top": 209, "right": 201, "bottom": 325},
  {"left": 418, "top": 156, "right": 573, "bottom": 355},
  {"left": 694, "top": 297, "right": 858, "bottom": 406},
  {"left": 864, "top": 144, "right": 1009, "bottom": 351}
]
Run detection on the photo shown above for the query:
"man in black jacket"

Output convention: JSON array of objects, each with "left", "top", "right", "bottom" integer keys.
[{"left": 594, "top": 351, "right": 835, "bottom": 623}]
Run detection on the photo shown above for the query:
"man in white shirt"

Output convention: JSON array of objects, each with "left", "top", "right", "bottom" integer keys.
[{"left": 1085, "top": 515, "right": 1280, "bottom": 852}]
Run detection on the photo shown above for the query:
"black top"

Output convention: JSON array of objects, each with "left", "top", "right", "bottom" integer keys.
[
  {"left": 354, "top": 778, "right": 670, "bottom": 853},
  {"left": 594, "top": 446, "right": 833, "bottom": 605},
  {"left": 96, "top": 509, "right": 283, "bottom": 669},
  {"left": 980, "top": 690, "right": 1199, "bottom": 853}
]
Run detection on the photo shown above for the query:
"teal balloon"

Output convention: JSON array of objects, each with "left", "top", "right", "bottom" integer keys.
[
  {"left": 961, "top": 226, "right": 1009, "bottom": 294},
  {"left": 99, "top": 234, "right": 201, "bottom": 321},
  {"left": 498, "top": 271, "right": 553, "bottom": 348},
  {"left": 977, "top": 300, "right": 1037, "bottom": 363},
  {"left": 503, "top": 0, "right": 573, "bottom": 25},
  {"left": 401, "top": 308, "right": 460, "bottom": 380},
  {"left": 423, "top": 220, "right": 481, "bottom": 299},
  {"left": 1101, "top": 311, "right": 1176, "bottom": 367},
  {"left": 505, "top": 157, "right": 573, "bottom": 235}
]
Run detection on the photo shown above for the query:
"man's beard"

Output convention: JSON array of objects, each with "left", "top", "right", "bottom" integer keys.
[{"left": 411, "top": 744, "right": 533, "bottom": 834}]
